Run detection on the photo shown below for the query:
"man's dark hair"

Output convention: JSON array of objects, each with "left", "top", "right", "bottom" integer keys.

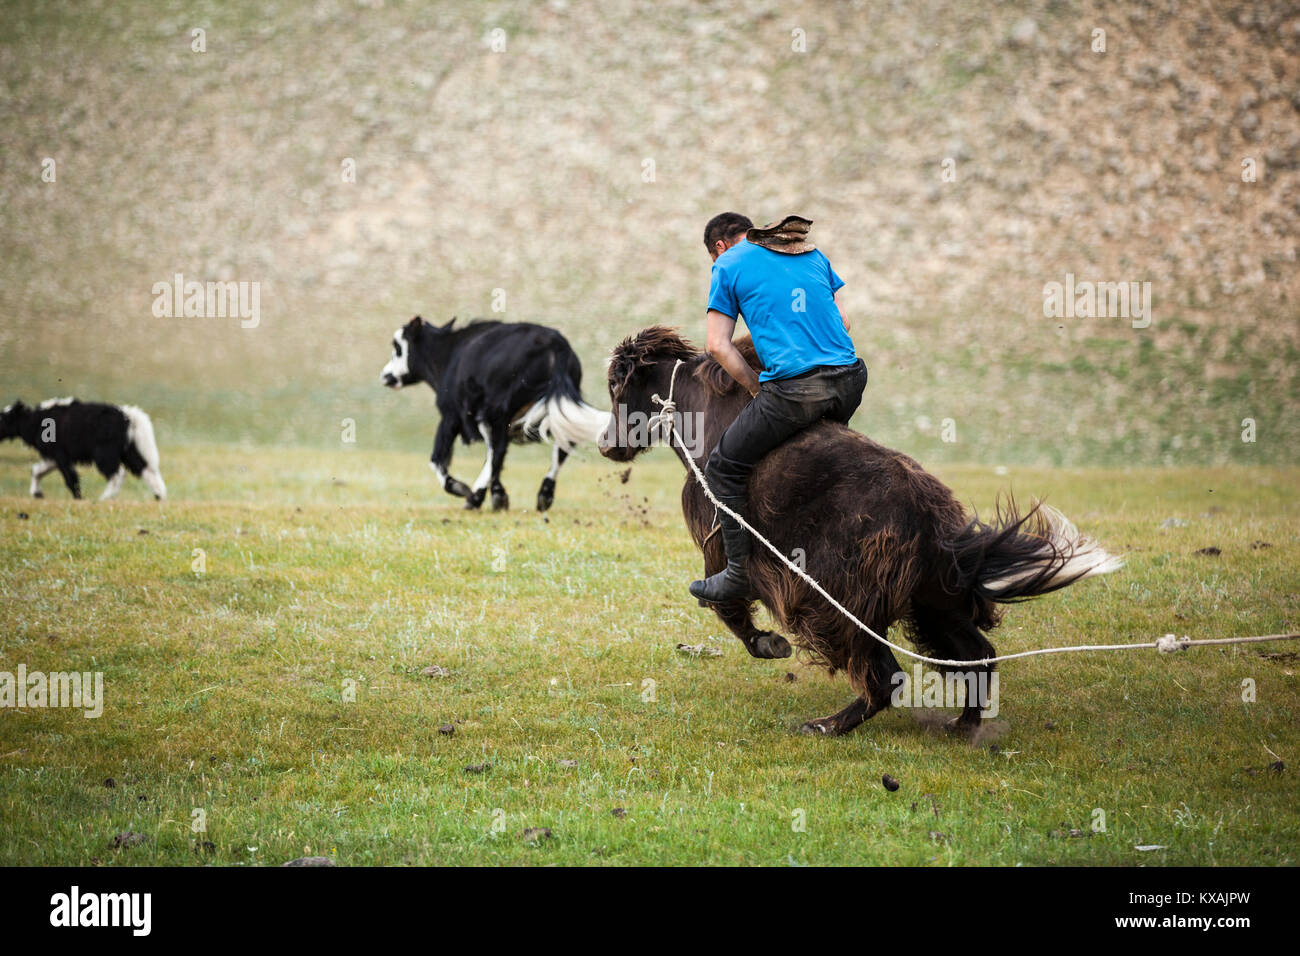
[{"left": 703, "top": 212, "right": 753, "bottom": 252}]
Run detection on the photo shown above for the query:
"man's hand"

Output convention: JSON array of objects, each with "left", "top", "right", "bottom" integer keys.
[
  {"left": 835, "top": 290, "right": 849, "bottom": 332},
  {"left": 706, "top": 310, "right": 761, "bottom": 397}
]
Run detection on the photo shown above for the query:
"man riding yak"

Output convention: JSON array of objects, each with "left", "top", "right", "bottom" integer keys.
[
  {"left": 601, "top": 213, "right": 1117, "bottom": 735},
  {"left": 691, "top": 212, "right": 868, "bottom": 604}
]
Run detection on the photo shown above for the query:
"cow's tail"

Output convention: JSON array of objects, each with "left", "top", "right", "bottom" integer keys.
[
  {"left": 120, "top": 404, "right": 167, "bottom": 500},
  {"left": 942, "top": 499, "right": 1121, "bottom": 612},
  {"left": 520, "top": 364, "right": 611, "bottom": 451}
]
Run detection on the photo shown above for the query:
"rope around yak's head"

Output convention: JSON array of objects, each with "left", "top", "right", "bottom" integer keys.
[{"left": 647, "top": 358, "right": 1297, "bottom": 667}]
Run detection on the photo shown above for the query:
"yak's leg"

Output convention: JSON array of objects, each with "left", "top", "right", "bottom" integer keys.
[
  {"left": 462, "top": 422, "right": 496, "bottom": 510},
  {"left": 799, "top": 697, "right": 872, "bottom": 737},
  {"left": 477, "top": 421, "right": 510, "bottom": 512},
  {"left": 55, "top": 459, "right": 81, "bottom": 499},
  {"left": 913, "top": 605, "right": 996, "bottom": 733},
  {"left": 946, "top": 618, "right": 997, "bottom": 732},
  {"left": 122, "top": 443, "right": 164, "bottom": 500},
  {"left": 430, "top": 418, "right": 473, "bottom": 501},
  {"left": 800, "top": 628, "right": 902, "bottom": 736},
  {"left": 536, "top": 444, "right": 567, "bottom": 512},
  {"left": 100, "top": 468, "right": 126, "bottom": 500},
  {"left": 711, "top": 600, "right": 792, "bottom": 660},
  {"left": 141, "top": 466, "right": 167, "bottom": 500},
  {"left": 95, "top": 446, "right": 124, "bottom": 500},
  {"left": 30, "top": 459, "right": 56, "bottom": 498}
]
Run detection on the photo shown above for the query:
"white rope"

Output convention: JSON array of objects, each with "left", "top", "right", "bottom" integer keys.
[{"left": 650, "top": 358, "right": 1300, "bottom": 668}]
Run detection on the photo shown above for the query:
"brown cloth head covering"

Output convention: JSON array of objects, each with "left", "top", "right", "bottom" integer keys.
[{"left": 746, "top": 215, "right": 815, "bottom": 254}]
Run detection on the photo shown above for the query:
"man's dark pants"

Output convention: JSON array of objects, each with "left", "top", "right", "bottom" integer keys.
[{"left": 706, "top": 359, "right": 868, "bottom": 503}]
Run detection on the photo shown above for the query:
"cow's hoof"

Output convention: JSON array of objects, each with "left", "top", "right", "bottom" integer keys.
[
  {"left": 536, "top": 478, "right": 555, "bottom": 512},
  {"left": 749, "top": 631, "right": 792, "bottom": 660},
  {"left": 465, "top": 489, "right": 486, "bottom": 510},
  {"left": 491, "top": 491, "right": 509, "bottom": 512},
  {"left": 446, "top": 479, "right": 472, "bottom": 498},
  {"left": 32, "top": 491, "right": 43, "bottom": 499}
]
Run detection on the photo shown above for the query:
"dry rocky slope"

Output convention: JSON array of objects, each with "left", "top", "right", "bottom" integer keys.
[{"left": 0, "top": 0, "right": 1295, "bottom": 462}]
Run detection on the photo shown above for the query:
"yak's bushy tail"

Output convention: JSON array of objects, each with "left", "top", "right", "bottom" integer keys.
[
  {"left": 943, "top": 498, "right": 1121, "bottom": 606},
  {"left": 520, "top": 367, "right": 611, "bottom": 451},
  {"left": 119, "top": 404, "right": 167, "bottom": 499}
]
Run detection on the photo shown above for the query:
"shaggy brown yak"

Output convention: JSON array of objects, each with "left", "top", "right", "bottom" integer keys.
[{"left": 598, "top": 327, "right": 1120, "bottom": 735}]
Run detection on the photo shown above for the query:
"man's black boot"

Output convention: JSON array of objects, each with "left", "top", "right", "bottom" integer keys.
[{"left": 689, "top": 498, "right": 753, "bottom": 603}]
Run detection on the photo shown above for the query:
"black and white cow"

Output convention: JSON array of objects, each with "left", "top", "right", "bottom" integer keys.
[
  {"left": 381, "top": 316, "right": 609, "bottom": 511},
  {"left": 0, "top": 398, "right": 167, "bottom": 500}
]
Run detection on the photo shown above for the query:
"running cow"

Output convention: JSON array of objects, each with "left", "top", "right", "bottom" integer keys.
[{"left": 380, "top": 316, "right": 610, "bottom": 511}]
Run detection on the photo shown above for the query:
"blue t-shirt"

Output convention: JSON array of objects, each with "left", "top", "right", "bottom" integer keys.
[{"left": 707, "top": 240, "right": 857, "bottom": 382}]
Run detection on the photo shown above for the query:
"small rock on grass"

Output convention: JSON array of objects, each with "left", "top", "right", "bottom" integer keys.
[
  {"left": 437, "top": 723, "right": 455, "bottom": 736},
  {"left": 1194, "top": 546, "right": 1221, "bottom": 556},
  {"left": 282, "top": 856, "right": 334, "bottom": 867},
  {"left": 611, "top": 808, "right": 627, "bottom": 818},
  {"left": 558, "top": 759, "right": 578, "bottom": 769},
  {"left": 464, "top": 762, "right": 491, "bottom": 774},
  {"left": 109, "top": 832, "right": 149, "bottom": 849},
  {"left": 522, "top": 827, "right": 552, "bottom": 843},
  {"left": 882, "top": 773, "right": 900, "bottom": 792},
  {"left": 420, "top": 665, "right": 450, "bottom": 678}
]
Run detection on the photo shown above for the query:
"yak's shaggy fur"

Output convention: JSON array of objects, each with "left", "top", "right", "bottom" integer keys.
[{"left": 600, "top": 327, "right": 1120, "bottom": 735}]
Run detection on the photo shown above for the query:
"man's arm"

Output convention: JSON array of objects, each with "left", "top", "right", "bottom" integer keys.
[
  {"left": 835, "top": 290, "right": 849, "bottom": 332},
  {"left": 706, "top": 310, "right": 761, "bottom": 397}
]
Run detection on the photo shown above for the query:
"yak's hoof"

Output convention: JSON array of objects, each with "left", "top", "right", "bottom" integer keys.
[
  {"left": 464, "top": 489, "right": 486, "bottom": 510},
  {"left": 537, "top": 478, "right": 555, "bottom": 512},
  {"left": 32, "top": 491, "right": 43, "bottom": 499},
  {"left": 446, "top": 479, "right": 472, "bottom": 498},
  {"left": 946, "top": 713, "right": 982, "bottom": 735},
  {"left": 798, "top": 719, "right": 835, "bottom": 737},
  {"left": 491, "top": 490, "right": 509, "bottom": 512},
  {"left": 749, "top": 631, "right": 792, "bottom": 660}
]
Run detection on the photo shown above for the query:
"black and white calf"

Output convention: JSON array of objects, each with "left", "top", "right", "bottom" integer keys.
[
  {"left": 0, "top": 398, "right": 167, "bottom": 500},
  {"left": 381, "top": 316, "right": 609, "bottom": 511}
]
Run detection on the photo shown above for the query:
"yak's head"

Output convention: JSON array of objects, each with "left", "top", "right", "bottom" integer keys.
[
  {"left": 0, "top": 400, "right": 28, "bottom": 440},
  {"left": 598, "top": 326, "right": 699, "bottom": 462},
  {"left": 381, "top": 315, "right": 457, "bottom": 389}
]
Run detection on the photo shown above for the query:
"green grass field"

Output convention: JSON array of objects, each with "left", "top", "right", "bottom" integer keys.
[
  {"left": 1, "top": 442, "right": 1295, "bottom": 865},
  {"left": 2, "top": 0, "right": 1297, "bottom": 872}
]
